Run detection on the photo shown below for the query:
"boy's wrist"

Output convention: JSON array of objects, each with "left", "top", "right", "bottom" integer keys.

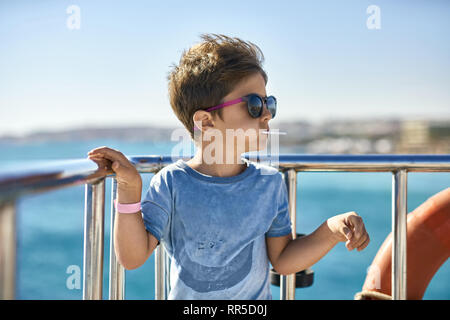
[
  {"left": 117, "top": 184, "right": 142, "bottom": 204},
  {"left": 324, "top": 219, "right": 342, "bottom": 244}
]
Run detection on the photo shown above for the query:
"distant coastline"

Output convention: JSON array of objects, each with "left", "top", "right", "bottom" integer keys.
[
  {"left": 0, "top": 125, "right": 176, "bottom": 144},
  {"left": 1, "top": 118, "right": 449, "bottom": 154}
]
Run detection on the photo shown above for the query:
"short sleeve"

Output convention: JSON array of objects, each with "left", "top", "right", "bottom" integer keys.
[
  {"left": 266, "top": 173, "right": 292, "bottom": 237},
  {"left": 141, "top": 170, "right": 172, "bottom": 243}
]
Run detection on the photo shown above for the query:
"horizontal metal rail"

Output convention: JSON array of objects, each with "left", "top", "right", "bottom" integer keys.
[
  {"left": 1, "top": 154, "right": 449, "bottom": 300},
  {"left": 1, "top": 155, "right": 449, "bottom": 201}
]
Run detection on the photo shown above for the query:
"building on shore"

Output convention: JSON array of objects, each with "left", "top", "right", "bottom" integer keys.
[{"left": 395, "top": 120, "right": 431, "bottom": 153}]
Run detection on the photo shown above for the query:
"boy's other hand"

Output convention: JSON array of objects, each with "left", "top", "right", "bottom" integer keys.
[
  {"left": 327, "top": 211, "right": 370, "bottom": 252},
  {"left": 87, "top": 146, "right": 142, "bottom": 190}
]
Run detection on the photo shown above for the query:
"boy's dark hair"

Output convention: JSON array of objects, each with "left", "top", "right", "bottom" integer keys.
[{"left": 167, "top": 33, "right": 268, "bottom": 139}]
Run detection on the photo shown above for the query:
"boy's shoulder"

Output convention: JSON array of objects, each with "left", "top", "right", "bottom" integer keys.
[
  {"left": 150, "top": 158, "right": 192, "bottom": 183},
  {"left": 150, "top": 159, "right": 181, "bottom": 180}
]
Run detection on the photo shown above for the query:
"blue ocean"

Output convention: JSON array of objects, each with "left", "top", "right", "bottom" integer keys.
[{"left": 1, "top": 139, "right": 448, "bottom": 300}]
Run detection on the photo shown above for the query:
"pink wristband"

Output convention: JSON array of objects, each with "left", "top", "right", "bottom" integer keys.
[{"left": 114, "top": 199, "right": 142, "bottom": 214}]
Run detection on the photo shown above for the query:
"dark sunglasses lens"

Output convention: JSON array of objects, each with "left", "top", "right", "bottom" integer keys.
[
  {"left": 248, "top": 95, "right": 263, "bottom": 117},
  {"left": 267, "top": 96, "right": 277, "bottom": 118}
]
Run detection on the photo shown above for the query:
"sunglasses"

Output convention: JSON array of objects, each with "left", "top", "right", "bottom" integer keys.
[{"left": 194, "top": 93, "right": 277, "bottom": 131}]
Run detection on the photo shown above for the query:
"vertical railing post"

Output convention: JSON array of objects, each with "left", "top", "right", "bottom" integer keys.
[
  {"left": 155, "top": 245, "right": 165, "bottom": 300},
  {"left": 164, "top": 248, "right": 171, "bottom": 299},
  {"left": 109, "top": 179, "right": 125, "bottom": 300},
  {"left": 392, "top": 169, "right": 408, "bottom": 300},
  {"left": 0, "top": 200, "right": 16, "bottom": 300},
  {"left": 280, "top": 169, "right": 297, "bottom": 300},
  {"left": 83, "top": 179, "right": 106, "bottom": 300},
  {"left": 280, "top": 273, "right": 287, "bottom": 300}
]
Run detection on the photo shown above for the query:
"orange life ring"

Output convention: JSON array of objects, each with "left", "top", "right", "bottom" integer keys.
[{"left": 360, "top": 187, "right": 450, "bottom": 300}]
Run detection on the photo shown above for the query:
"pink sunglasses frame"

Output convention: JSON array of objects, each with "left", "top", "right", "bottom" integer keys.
[{"left": 193, "top": 94, "right": 274, "bottom": 131}]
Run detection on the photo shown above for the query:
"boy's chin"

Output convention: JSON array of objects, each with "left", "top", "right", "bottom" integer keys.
[{"left": 246, "top": 140, "right": 268, "bottom": 153}]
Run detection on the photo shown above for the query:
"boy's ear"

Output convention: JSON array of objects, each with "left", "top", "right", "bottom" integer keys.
[{"left": 193, "top": 110, "right": 215, "bottom": 131}]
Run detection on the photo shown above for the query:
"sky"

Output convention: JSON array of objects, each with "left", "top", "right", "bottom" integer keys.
[{"left": 1, "top": 0, "right": 449, "bottom": 137}]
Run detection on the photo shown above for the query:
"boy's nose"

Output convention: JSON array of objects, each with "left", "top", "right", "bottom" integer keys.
[{"left": 261, "top": 104, "right": 272, "bottom": 121}]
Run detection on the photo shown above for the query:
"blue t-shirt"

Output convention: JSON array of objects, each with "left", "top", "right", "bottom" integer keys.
[{"left": 140, "top": 158, "right": 292, "bottom": 299}]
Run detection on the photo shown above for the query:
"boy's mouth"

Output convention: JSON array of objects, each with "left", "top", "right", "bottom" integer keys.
[{"left": 260, "top": 127, "right": 287, "bottom": 135}]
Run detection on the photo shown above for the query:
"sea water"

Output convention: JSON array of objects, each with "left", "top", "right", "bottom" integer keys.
[{"left": 0, "top": 139, "right": 448, "bottom": 300}]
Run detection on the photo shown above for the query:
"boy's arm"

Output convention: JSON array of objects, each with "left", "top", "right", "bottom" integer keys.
[
  {"left": 266, "top": 211, "right": 370, "bottom": 275},
  {"left": 114, "top": 184, "right": 159, "bottom": 270},
  {"left": 87, "top": 146, "right": 159, "bottom": 270}
]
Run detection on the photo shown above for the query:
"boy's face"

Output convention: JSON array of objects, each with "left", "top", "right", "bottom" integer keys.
[{"left": 206, "top": 72, "right": 272, "bottom": 154}]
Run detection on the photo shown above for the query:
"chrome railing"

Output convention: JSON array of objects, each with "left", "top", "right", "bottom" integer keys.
[{"left": 1, "top": 154, "right": 449, "bottom": 300}]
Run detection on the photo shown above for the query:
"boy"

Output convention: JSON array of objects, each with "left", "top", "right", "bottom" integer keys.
[{"left": 87, "top": 33, "right": 370, "bottom": 299}]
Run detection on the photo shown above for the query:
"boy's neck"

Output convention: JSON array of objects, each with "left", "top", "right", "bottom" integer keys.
[{"left": 186, "top": 151, "right": 248, "bottom": 178}]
